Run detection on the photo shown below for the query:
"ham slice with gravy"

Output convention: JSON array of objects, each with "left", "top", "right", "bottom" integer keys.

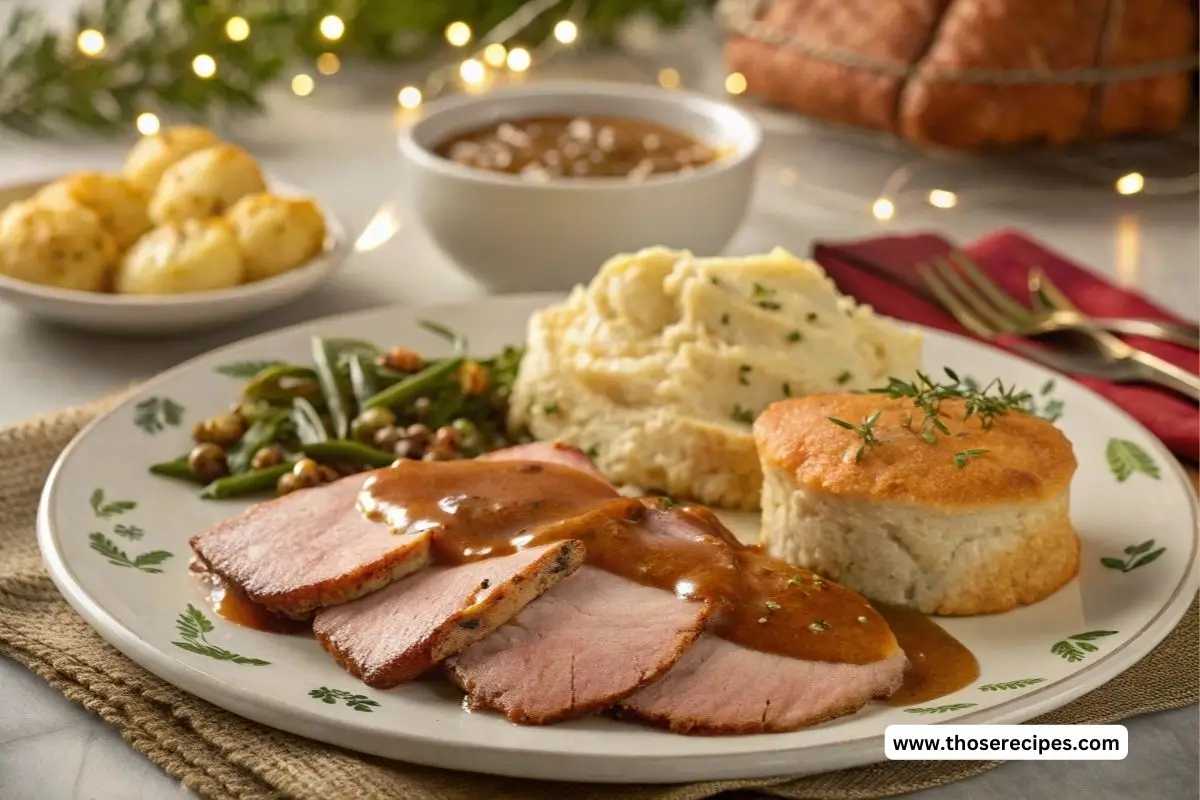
[
  {"left": 313, "top": 540, "right": 584, "bottom": 688},
  {"left": 446, "top": 566, "right": 710, "bottom": 724},
  {"left": 190, "top": 473, "right": 429, "bottom": 619}
]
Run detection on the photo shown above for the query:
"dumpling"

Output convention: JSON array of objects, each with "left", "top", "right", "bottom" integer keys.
[
  {"left": 0, "top": 200, "right": 117, "bottom": 292},
  {"left": 114, "top": 217, "right": 244, "bottom": 295},
  {"left": 36, "top": 172, "right": 152, "bottom": 250},
  {"left": 226, "top": 193, "right": 327, "bottom": 281},
  {"left": 148, "top": 144, "right": 267, "bottom": 224},
  {"left": 124, "top": 125, "right": 221, "bottom": 195}
]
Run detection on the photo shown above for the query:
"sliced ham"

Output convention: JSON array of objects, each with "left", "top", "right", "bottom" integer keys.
[
  {"left": 616, "top": 635, "right": 909, "bottom": 734},
  {"left": 191, "top": 472, "right": 429, "bottom": 619},
  {"left": 313, "top": 540, "right": 584, "bottom": 689},
  {"left": 479, "top": 441, "right": 609, "bottom": 483},
  {"left": 446, "top": 567, "right": 710, "bottom": 725}
]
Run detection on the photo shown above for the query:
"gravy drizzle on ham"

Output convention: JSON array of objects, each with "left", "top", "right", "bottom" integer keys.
[{"left": 360, "top": 459, "right": 899, "bottom": 665}]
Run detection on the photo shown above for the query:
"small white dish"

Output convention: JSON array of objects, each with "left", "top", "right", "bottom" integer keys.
[
  {"left": 36, "top": 295, "right": 1198, "bottom": 783},
  {"left": 0, "top": 175, "right": 349, "bottom": 337},
  {"left": 398, "top": 81, "right": 763, "bottom": 292}
]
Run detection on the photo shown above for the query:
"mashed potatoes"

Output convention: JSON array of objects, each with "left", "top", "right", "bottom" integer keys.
[{"left": 508, "top": 247, "right": 922, "bottom": 509}]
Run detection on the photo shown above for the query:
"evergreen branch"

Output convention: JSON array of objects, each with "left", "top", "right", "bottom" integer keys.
[{"left": 0, "top": 0, "right": 714, "bottom": 135}]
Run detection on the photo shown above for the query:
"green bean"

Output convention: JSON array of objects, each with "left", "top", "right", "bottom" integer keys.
[
  {"left": 243, "top": 364, "right": 320, "bottom": 403},
  {"left": 200, "top": 462, "right": 294, "bottom": 500},
  {"left": 301, "top": 439, "right": 396, "bottom": 468},
  {"left": 291, "top": 396, "right": 328, "bottom": 444},
  {"left": 373, "top": 365, "right": 410, "bottom": 386},
  {"left": 149, "top": 457, "right": 203, "bottom": 483},
  {"left": 326, "top": 338, "right": 380, "bottom": 362},
  {"left": 312, "top": 336, "right": 351, "bottom": 440},
  {"left": 348, "top": 354, "right": 379, "bottom": 410},
  {"left": 418, "top": 319, "right": 467, "bottom": 355},
  {"left": 363, "top": 356, "right": 464, "bottom": 411},
  {"left": 426, "top": 385, "right": 466, "bottom": 430},
  {"left": 226, "top": 410, "right": 289, "bottom": 473}
]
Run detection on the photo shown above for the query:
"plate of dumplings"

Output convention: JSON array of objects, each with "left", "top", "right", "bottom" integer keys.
[{"left": 0, "top": 125, "right": 348, "bottom": 335}]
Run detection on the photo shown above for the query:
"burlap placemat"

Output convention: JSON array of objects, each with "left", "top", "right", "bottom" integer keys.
[{"left": 1, "top": 392, "right": 1196, "bottom": 800}]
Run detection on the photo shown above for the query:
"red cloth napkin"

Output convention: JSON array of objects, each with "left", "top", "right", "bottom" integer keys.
[{"left": 812, "top": 229, "right": 1200, "bottom": 462}]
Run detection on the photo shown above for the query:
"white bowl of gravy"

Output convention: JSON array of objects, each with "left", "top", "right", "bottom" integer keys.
[{"left": 398, "top": 81, "right": 762, "bottom": 292}]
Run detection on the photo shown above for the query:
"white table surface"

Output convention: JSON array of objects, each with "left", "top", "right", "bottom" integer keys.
[{"left": 1, "top": 23, "right": 1198, "bottom": 800}]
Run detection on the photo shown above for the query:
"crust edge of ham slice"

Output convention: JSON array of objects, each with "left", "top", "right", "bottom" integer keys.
[
  {"left": 614, "top": 634, "right": 909, "bottom": 735},
  {"left": 478, "top": 441, "right": 608, "bottom": 484},
  {"left": 313, "top": 540, "right": 585, "bottom": 689},
  {"left": 445, "top": 566, "right": 711, "bottom": 726}
]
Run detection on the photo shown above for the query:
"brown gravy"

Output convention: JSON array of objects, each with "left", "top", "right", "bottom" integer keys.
[
  {"left": 190, "top": 558, "right": 308, "bottom": 635},
  {"left": 874, "top": 604, "right": 980, "bottom": 705},
  {"left": 193, "top": 457, "right": 978, "bottom": 707},
  {"left": 433, "top": 115, "right": 722, "bottom": 181},
  {"left": 361, "top": 460, "right": 897, "bottom": 664}
]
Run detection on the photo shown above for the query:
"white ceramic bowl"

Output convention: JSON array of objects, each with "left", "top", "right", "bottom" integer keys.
[
  {"left": 0, "top": 175, "right": 349, "bottom": 336},
  {"left": 398, "top": 81, "right": 762, "bottom": 292}
]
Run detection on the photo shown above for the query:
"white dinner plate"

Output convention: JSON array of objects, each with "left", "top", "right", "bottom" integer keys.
[{"left": 37, "top": 294, "right": 1198, "bottom": 783}]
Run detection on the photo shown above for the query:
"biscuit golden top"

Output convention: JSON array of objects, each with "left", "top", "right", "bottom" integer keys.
[{"left": 754, "top": 392, "right": 1076, "bottom": 508}]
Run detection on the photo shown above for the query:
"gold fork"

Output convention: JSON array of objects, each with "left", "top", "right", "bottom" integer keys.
[
  {"left": 918, "top": 255, "right": 1200, "bottom": 402},
  {"left": 1029, "top": 268, "right": 1200, "bottom": 349}
]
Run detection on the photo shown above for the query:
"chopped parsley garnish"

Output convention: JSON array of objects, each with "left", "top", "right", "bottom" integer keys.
[
  {"left": 710, "top": 276, "right": 721, "bottom": 286},
  {"left": 738, "top": 364, "right": 752, "bottom": 385},
  {"left": 584, "top": 444, "right": 599, "bottom": 460},
  {"left": 720, "top": 312, "right": 730, "bottom": 325},
  {"left": 782, "top": 382, "right": 792, "bottom": 398},
  {"left": 757, "top": 300, "right": 782, "bottom": 311},
  {"left": 806, "top": 312, "right": 819, "bottom": 322},
  {"left": 541, "top": 402, "right": 561, "bottom": 415},
  {"left": 730, "top": 404, "right": 755, "bottom": 424},
  {"left": 835, "top": 370, "right": 853, "bottom": 386},
  {"left": 786, "top": 330, "right": 802, "bottom": 343},
  {"left": 751, "top": 282, "right": 775, "bottom": 298}
]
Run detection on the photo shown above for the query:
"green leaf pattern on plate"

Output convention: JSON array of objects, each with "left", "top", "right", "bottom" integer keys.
[
  {"left": 1101, "top": 539, "right": 1167, "bottom": 573},
  {"left": 90, "top": 488, "right": 136, "bottom": 518},
  {"left": 172, "top": 604, "right": 270, "bottom": 666},
  {"left": 88, "top": 532, "right": 172, "bottom": 573},
  {"left": 87, "top": 489, "right": 172, "bottom": 573},
  {"left": 1051, "top": 631, "right": 1118, "bottom": 663},
  {"left": 1105, "top": 439, "right": 1160, "bottom": 483},
  {"left": 979, "top": 678, "right": 1046, "bottom": 692},
  {"left": 904, "top": 703, "right": 977, "bottom": 715},
  {"left": 133, "top": 396, "right": 185, "bottom": 435},
  {"left": 309, "top": 687, "right": 380, "bottom": 712}
]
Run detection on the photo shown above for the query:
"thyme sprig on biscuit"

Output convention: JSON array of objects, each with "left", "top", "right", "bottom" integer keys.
[
  {"left": 870, "top": 368, "right": 1032, "bottom": 442},
  {"left": 827, "top": 411, "right": 882, "bottom": 462},
  {"left": 829, "top": 368, "right": 1046, "bottom": 468}
]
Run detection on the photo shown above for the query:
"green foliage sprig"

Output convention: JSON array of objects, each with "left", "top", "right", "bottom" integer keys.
[{"left": 0, "top": 0, "right": 714, "bottom": 135}]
